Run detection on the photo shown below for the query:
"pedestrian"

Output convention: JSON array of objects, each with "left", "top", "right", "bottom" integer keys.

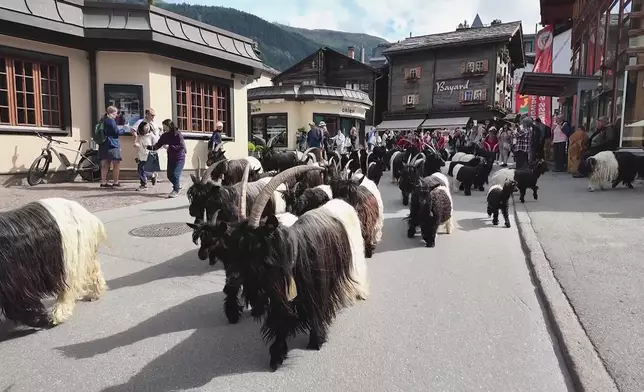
[
  {"left": 533, "top": 118, "right": 550, "bottom": 162},
  {"left": 498, "top": 124, "right": 512, "bottom": 167},
  {"left": 514, "top": 117, "right": 533, "bottom": 169},
  {"left": 349, "top": 126, "right": 358, "bottom": 151},
  {"left": 367, "top": 126, "right": 377, "bottom": 151},
  {"left": 331, "top": 129, "right": 346, "bottom": 154},
  {"left": 131, "top": 108, "right": 160, "bottom": 183},
  {"left": 552, "top": 115, "right": 571, "bottom": 172},
  {"left": 208, "top": 121, "right": 224, "bottom": 151},
  {"left": 573, "top": 116, "right": 617, "bottom": 178},
  {"left": 146, "top": 119, "right": 187, "bottom": 198},
  {"left": 133, "top": 121, "right": 159, "bottom": 191},
  {"left": 98, "top": 105, "right": 127, "bottom": 188},
  {"left": 307, "top": 121, "right": 322, "bottom": 148}
]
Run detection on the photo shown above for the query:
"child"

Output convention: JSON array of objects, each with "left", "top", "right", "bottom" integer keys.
[{"left": 133, "top": 121, "right": 158, "bottom": 191}]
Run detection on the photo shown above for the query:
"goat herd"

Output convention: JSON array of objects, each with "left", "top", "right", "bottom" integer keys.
[{"left": 0, "top": 138, "right": 565, "bottom": 373}]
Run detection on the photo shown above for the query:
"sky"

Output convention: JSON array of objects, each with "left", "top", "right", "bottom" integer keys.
[{"left": 169, "top": 0, "right": 543, "bottom": 42}]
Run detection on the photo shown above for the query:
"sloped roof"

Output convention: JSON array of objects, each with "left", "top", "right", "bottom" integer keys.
[
  {"left": 472, "top": 14, "right": 484, "bottom": 28},
  {"left": 247, "top": 85, "right": 372, "bottom": 106},
  {"left": 384, "top": 21, "right": 522, "bottom": 54}
]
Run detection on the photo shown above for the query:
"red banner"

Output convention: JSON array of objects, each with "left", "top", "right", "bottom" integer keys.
[{"left": 528, "top": 25, "right": 554, "bottom": 127}]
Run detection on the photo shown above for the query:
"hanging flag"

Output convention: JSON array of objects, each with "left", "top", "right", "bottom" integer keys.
[{"left": 528, "top": 25, "right": 554, "bottom": 127}]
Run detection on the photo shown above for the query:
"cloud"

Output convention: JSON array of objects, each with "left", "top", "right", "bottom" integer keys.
[{"left": 180, "top": 0, "right": 542, "bottom": 41}]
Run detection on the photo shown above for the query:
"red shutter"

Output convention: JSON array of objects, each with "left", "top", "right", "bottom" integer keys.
[
  {"left": 483, "top": 59, "right": 489, "bottom": 72},
  {"left": 404, "top": 68, "right": 410, "bottom": 79},
  {"left": 416, "top": 67, "right": 422, "bottom": 78},
  {"left": 461, "top": 61, "right": 466, "bottom": 74},
  {"left": 459, "top": 91, "right": 464, "bottom": 101},
  {"left": 481, "top": 89, "right": 487, "bottom": 101},
  {"left": 403, "top": 95, "right": 408, "bottom": 105}
]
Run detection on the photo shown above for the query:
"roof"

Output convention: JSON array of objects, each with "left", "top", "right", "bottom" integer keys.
[
  {"left": 0, "top": 0, "right": 267, "bottom": 73},
  {"left": 376, "top": 119, "right": 425, "bottom": 130},
  {"left": 421, "top": 116, "right": 472, "bottom": 129},
  {"left": 519, "top": 72, "right": 600, "bottom": 97},
  {"left": 247, "top": 85, "right": 372, "bottom": 106},
  {"left": 384, "top": 21, "right": 522, "bottom": 54},
  {"left": 261, "top": 65, "right": 281, "bottom": 76},
  {"left": 273, "top": 46, "right": 380, "bottom": 82}
]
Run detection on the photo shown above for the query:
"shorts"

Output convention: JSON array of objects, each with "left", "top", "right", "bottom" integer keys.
[{"left": 99, "top": 146, "right": 122, "bottom": 162}]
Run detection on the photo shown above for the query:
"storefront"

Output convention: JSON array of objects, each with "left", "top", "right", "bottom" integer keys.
[{"left": 247, "top": 85, "right": 372, "bottom": 150}]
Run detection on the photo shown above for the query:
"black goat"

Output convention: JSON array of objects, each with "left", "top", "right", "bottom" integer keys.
[
  {"left": 390, "top": 146, "right": 419, "bottom": 183},
  {"left": 366, "top": 160, "right": 385, "bottom": 185},
  {"left": 206, "top": 145, "right": 263, "bottom": 185},
  {"left": 398, "top": 153, "right": 424, "bottom": 205},
  {"left": 452, "top": 163, "right": 488, "bottom": 196},
  {"left": 407, "top": 178, "right": 454, "bottom": 247},
  {"left": 486, "top": 179, "right": 518, "bottom": 228}
]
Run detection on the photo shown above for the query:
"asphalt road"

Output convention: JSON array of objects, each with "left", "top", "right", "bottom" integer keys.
[
  {"left": 517, "top": 172, "right": 644, "bottom": 392},
  {"left": 0, "top": 177, "right": 572, "bottom": 392}
]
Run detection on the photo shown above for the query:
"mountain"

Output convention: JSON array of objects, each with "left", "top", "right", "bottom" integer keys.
[{"left": 94, "top": 0, "right": 388, "bottom": 71}]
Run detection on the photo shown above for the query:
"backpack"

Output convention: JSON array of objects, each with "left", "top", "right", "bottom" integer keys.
[{"left": 93, "top": 120, "right": 106, "bottom": 145}]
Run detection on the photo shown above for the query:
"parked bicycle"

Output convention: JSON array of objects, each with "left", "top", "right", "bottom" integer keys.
[{"left": 27, "top": 132, "right": 101, "bottom": 186}]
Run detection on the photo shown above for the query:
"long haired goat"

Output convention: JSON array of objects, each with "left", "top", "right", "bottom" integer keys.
[
  {"left": 486, "top": 179, "right": 518, "bottom": 228},
  {"left": 490, "top": 159, "right": 549, "bottom": 202},
  {"left": 407, "top": 178, "right": 454, "bottom": 247},
  {"left": 398, "top": 153, "right": 425, "bottom": 205},
  {"left": 219, "top": 166, "right": 367, "bottom": 371},
  {"left": 587, "top": 151, "right": 638, "bottom": 191},
  {"left": 207, "top": 144, "right": 263, "bottom": 185},
  {"left": 0, "top": 198, "right": 107, "bottom": 328}
]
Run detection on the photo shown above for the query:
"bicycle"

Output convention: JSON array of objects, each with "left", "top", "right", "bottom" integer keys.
[{"left": 27, "top": 132, "right": 101, "bottom": 186}]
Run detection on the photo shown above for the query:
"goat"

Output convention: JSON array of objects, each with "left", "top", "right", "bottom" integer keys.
[
  {"left": 391, "top": 146, "right": 419, "bottom": 183},
  {"left": 0, "top": 198, "right": 107, "bottom": 328},
  {"left": 444, "top": 154, "right": 481, "bottom": 177},
  {"left": 419, "top": 146, "right": 446, "bottom": 177},
  {"left": 366, "top": 160, "right": 385, "bottom": 185},
  {"left": 486, "top": 179, "right": 518, "bottom": 228},
  {"left": 426, "top": 172, "right": 449, "bottom": 188},
  {"left": 452, "top": 163, "right": 488, "bottom": 196},
  {"left": 586, "top": 151, "right": 638, "bottom": 191},
  {"left": 407, "top": 179, "right": 454, "bottom": 247},
  {"left": 489, "top": 159, "right": 549, "bottom": 202},
  {"left": 219, "top": 166, "right": 367, "bottom": 370},
  {"left": 187, "top": 160, "right": 285, "bottom": 226},
  {"left": 384, "top": 147, "right": 401, "bottom": 171},
  {"left": 398, "top": 153, "right": 425, "bottom": 205},
  {"left": 206, "top": 144, "right": 263, "bottom": 185}
]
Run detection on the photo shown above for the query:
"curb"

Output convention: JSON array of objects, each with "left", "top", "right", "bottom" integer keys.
[{"left": 512, "top": 197, "right": 619, "bottom": 392}]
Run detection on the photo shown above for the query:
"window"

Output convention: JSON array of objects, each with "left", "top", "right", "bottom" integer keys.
[
  {"left": 251, "top": 114, "right": 287, "bottom": 148},
  {"left": 346, "top": 80, "right": 359, "bottom": 89},
  {"left": 404, "top": 67, "right": 422, "bottom": 80},
  {"left": 403, "top": 94, "right": 418, "bottom": 105},
  {"left": 312, "top": 60, "right": 317, "bottom": 68},
  {"left": 0, "top": 54, "right": 64, "bottom": 129},
  {"left": 524, "top": 40, "right": 534, "bottom": 53},
  {"left": 474, "top": 61, "right": 484, "bottom": 72},
  {"left": 467, "top": 62, "right": 475, "bottom": 72},
  {"left": 409, "top": 68, "right": 417, "bottom": 79},
  {"left": 359, "top": 83, "right": 370, "bottom": 92},
  {"left": 173, "top": 70, "right": 232, "bottom": 136},
  {"left": 302, "top": 80, "right": 316, "bottom": 86}
]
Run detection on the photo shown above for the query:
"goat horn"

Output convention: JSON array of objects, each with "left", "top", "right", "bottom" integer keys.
[
  {"left": 210, "top": 209, "right": 220, "bottom": 224},
  {"left": 201, "top": 159, "right": 226, "bottom": 183},
  {"left": 248, "top": 165, "right": 325, "bottom": 228},
  {"left": 414, "top": 158, "right": 425, "bottom": 167},
  {"left": 196, "top": 156, "right": 202, "bottom": 179},
  {"left": 307, "top": 152, "right": 317, "bottom": 163},
  {"left": 411, "top": 153, "right": 424, "bottom": 163},
  {"left": 302, "top": 147, "right": 320, "bottom": 161},
  {"left": 239, "top": 162, "right": 250, "bottom": 219}
]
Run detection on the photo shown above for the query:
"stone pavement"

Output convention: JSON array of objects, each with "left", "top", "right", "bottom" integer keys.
[
  {"left": 515, "top": 171, "right": 644, "bottom": 392},
  {"left": 0, "top": 172, "right": 196, "bottom": 212},
  {"left": 0, "top": 179, "right": 572, "bottom": 391}
]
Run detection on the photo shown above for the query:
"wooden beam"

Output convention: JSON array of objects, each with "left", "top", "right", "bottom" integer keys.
[
  {"left": 626, "top": 46, "right": 644, "bottom": 54},
  {"left": 626, "top": 64, "right": 644, "bottom": 71},
  {"left": 628, "top": 28, "right": 644, "bottom": 37},
  {"left": 628, "top": 10, "right": 644, "bottom": 19}
]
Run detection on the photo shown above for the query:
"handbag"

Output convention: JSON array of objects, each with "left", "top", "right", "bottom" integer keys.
[{"left": 143, "top": 152, "right": 161, "bottom": 172}]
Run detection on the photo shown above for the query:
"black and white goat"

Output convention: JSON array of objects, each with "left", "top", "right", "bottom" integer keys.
[
  {"left": 407, "top": 178, "right": 454, "bottom": 247},
  {"left": 390, "top": 146, "right": 420, "bottom": 183},
  {"left": 206, "top": 144, "right": 263, "bottom": 185},
  {"left": 398, "top": 153, "right": 425, "bottom": 205},
  {"left": 0, "top": 198, "right": 107, "bottom": 328},
  {"left": 486, "top": 179, "right": 518, "bottom": 228},
  {"left": 586, "top": 150, "right": 639, "bottom": 191},
  {"left": 489, "top": 159, "right": 549, "bottom": 203},
  {"left": 452, "top": 162, "right": 489, "bottom": 196},
  {"left": 187, "top": 159, "right": 286, "bottom": 227},
  {"left": 220, "top": 166, "right": 368, "bottom": 370},
  {"left": 443, "top": 153, "right": 482, "bottom": 177}
]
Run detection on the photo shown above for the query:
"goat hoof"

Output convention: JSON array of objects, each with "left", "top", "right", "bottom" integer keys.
[
  {"left": 225, "top": 308, "right": 243, "bottom": 324},
  {"left": 628, "top": 183, "right": 634, "bottom": 189},
  {"left": 464, "top": 192, "right": 471, "bottom": 196},
  {"left": 505, "top": 222, "right": 511, "bottom": 228},
  {"left": 306, "top": 340, "right": 322, "bottom": 351},
  {"left": 250, "top": 307, "right": 264, "bottom": 318},
  {"left": 269, "top": 359, "right": 282, "bottom": 372},
  {"left": 365, "top": 247, "right": 374, "bottom": 258},
  {"left": 478, "top": 186, "right": 484, "bottom": 191},
  {"left": 492, "top": 221, "right": 499, "bottom": 226},
  {"left": 425, "top": 242, "right": 435, "bottom": 248},
  {"left": 520, "top": 198, "right": 525, "bottom": 203},
  {"left": 407, "top": 228, "right": 416, "bottom": 238}
]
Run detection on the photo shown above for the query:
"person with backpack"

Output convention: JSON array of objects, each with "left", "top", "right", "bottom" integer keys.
[{"left": 96, "top": 106, "right": 128, "bottom": 188}]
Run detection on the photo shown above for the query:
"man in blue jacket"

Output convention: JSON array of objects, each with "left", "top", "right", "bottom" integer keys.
[
  {"left": 306, "top": 121, "right": 322, "bottom": 148},
  {"left": 208, "top": 121, "right": 224, "bottom": 151}
]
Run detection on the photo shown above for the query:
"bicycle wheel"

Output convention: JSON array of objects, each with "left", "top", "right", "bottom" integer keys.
[
  {"left": 27, "top": 153, "right": 51, "bottom": 186},
  {"left": 78, "top": 151, "right": 101, "bottom": 182}
]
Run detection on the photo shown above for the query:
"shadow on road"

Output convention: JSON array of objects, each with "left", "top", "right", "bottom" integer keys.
[
  {"left": 56, "top": 292, "right": 274, "bottom": 391},
  {"left": 107, "top": 249, "right": 222, "bottom": 291}
]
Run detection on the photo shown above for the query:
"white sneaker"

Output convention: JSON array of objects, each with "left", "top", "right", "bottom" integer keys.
[{"left": 167, "top": 191, "right": 179, "bottom": 198}]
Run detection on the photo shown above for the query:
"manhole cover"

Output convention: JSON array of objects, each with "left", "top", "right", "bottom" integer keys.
[{"left": 129, "top": 222, "right": 193, "bottom": 238}]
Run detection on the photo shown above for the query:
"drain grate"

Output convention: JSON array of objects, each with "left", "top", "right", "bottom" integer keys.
[{"left": 129, "top": 222, "right": 193, "bottom": 238}]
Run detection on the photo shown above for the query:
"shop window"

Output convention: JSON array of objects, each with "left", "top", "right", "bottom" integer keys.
[
  {"left": 251, "top": 114, "right": 287, "bottom": 148},
  {"left": 173, "top": 69, "right": 232, "bottom": 136},
  {"left": 0, "top": 50, "right": 69, "bottom": 132}
]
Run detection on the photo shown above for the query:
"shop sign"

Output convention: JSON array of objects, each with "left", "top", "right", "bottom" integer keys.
[
  {"left": 342, "top": 107, "right": 356, "bottom": 114},
  {"left": 250, "top": 107, "right": 261, "bottom": 113},
  {"left": 435, "top": 80, "right": 471, "bottom": 95}
]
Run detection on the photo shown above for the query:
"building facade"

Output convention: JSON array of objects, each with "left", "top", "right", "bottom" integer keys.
[
  {"left": 271, "top": 46, "right": 381, "bottom": 130},
  {"left": 0, "top": 0, "right": 267, "bottom": 174},
  {"left": 380, "top": 22, "right": 525, "bottom": 132}
]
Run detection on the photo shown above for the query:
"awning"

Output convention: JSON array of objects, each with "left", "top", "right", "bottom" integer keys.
[
  {"left": 376, "top": 119, "right": 424, "bottom": 130},
  {"left": 519, "top": 72, "right": 601, "bottom": 97},
  {"left": 420, "top": 117, "right": 471, "bottom": 129}
]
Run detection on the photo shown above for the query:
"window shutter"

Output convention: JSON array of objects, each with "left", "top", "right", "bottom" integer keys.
[
  {"left": 483, "top": 59, "right": 489, "bottom": 72},
  {"left": 404, "top": 68, "right": 410, "bottom": 79},
  {"left": 481, "top": 89, "right": 487, "bottom": 101},
  {"left": 414, "top": 94, "right": 419, "bottom": 104},
  {"left": 459, "top": 91, "right": 464, "bottom": 101},
  {"left": 416, "top": 67, "right": 422, "bottom": 78},
  {"left": 403, "top": 95, "right": 408, "bottom": 105},
  {"left": 461, "top": 61, "right": 466, "bottom": 74}
]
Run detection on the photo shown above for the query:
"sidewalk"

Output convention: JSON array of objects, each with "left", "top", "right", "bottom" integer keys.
[{"left": 515, "top": 171, "right": 644, "bottom": 392}]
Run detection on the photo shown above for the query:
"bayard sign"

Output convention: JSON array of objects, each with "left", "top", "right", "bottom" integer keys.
[{"left": 435, "top": 80, "right": 470, "bottom": 95}]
